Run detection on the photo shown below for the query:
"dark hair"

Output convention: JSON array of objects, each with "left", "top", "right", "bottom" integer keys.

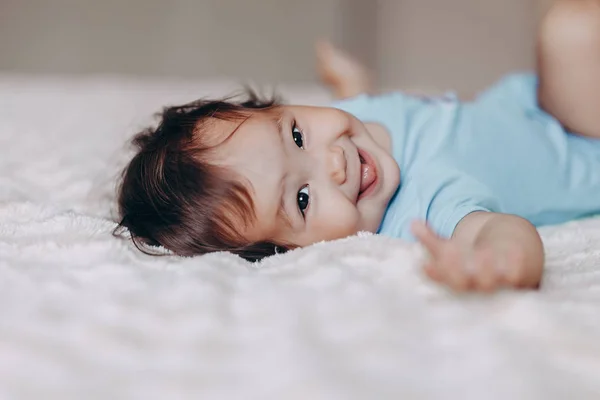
[{"left": 114, "top": 89, "right": 288, "bottom": 262}]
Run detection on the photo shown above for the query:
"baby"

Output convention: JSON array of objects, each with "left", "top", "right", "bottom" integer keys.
[{"left": 116, "top": 0, "right": 600, "bottom": 292}]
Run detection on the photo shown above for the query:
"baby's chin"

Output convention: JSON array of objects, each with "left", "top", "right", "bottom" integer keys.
[
  {"left": 355, "top": 218, "right": 381, "bottom": 236},
  {"left": 356, "top": 201, "right": 389, "bottom": 232}
]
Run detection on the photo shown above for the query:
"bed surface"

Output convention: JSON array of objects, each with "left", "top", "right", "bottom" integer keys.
[{"left": 1, "top": 74, "right": 600, "bottom": 399}]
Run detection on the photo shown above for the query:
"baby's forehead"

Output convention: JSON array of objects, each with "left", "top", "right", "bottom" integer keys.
[
  {"left": 203, "top": 109, "right": 287, "bottom": 171},
  {"left": 197, "top": 106, "right": 284, "bottom": 146},
  {"left": 204, "top": 106, "right": 296, "bottom": 244}
]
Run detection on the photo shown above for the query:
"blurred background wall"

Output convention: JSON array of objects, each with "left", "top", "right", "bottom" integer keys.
[{"left": 0, "top": 0, "right": 553, "bottom": 97}]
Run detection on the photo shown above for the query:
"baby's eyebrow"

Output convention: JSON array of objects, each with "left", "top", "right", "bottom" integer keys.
[
  {"left": 269, "top": 108, "right": 293, "bottom": 231},
  {"left": 271, "top": 108, "right": 285, "bottom": 146},
  {"left": 272, "top": 107, "right": 284, "bottom": 131}
]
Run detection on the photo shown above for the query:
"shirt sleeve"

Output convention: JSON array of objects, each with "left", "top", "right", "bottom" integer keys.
[
  {"left": 377, "top": 167, "right": 503, "bottom": 241},
  {"left": 420, "top": 167, "right": 503, "bottom": 239}
]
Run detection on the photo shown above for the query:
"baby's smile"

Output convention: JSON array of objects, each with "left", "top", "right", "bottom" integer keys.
[
  {"left": 213, "top": 105, "right": 400, "bottom": 248},
  {"left": 357, "top": 147, "right": 379, "bottom": 201}
]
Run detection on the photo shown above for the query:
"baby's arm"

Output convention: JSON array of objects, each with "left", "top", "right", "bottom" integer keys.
[
  {"left": 412, "top": 212, "right": 544, "bottom": 292},
  {"left": 316, "top": 41, "right": 373, "bottom": 99}
]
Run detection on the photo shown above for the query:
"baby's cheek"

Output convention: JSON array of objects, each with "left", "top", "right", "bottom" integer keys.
[{"left": 313, "top": 204, "right": 361, "bottom": 241}]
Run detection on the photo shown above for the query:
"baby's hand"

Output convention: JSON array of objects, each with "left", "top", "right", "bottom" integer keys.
[{"left": 411, "top": 221, "right": 525, "bottom": 292}]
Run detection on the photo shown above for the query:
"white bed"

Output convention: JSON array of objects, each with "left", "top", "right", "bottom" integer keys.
[{"left": 1, "top": 74, "right": 600, "bottom": 400}]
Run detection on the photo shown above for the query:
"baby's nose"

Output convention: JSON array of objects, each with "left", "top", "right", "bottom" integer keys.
[{"left": 327, "top": 145, "right": 347, "bottom": 185}]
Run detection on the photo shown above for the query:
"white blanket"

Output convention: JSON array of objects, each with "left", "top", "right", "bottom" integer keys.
[{"left": 1, "top": 74, "right": 600, "bottom": 400}]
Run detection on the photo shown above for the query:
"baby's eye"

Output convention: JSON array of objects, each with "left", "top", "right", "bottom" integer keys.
[
  {"left": 297, "top": 185, "right": 310, "bottom": 217},
  {"left": 292, "top": 122, "right": 304, "bottom": 149}
]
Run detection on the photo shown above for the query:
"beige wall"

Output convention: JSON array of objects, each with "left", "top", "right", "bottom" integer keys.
[
  {"left": 0, "top": 0, "right": 346, "bottom": 85},
  {"left": 0, "top": 0, "right": 552, "bottom": 95},
  {"left": 536, "top": 0, "right": 556, "bottom": 20},
  {"left": 377, "top": 0, "right": 539, "bottom": 97}
]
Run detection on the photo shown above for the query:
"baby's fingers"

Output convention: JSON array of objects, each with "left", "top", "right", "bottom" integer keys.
[
  {"left": 426, "top": 247, "right": 473, "bottom": 291},
  {"left": 412, "top": 221, "right": 443, "bottom": 258},
  {"left": 423, "top": 262, "right": 443, "bottom": 282}
]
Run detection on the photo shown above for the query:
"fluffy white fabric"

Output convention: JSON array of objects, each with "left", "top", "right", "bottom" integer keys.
[{"left": 1, "top": 74, "right": 600, "bottom": 400}]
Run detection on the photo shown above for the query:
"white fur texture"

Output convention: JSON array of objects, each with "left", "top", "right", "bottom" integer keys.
[{"left": 1, "top": 74, "right": 600, "bottom": 400}]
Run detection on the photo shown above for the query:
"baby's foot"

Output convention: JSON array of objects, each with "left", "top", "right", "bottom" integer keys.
[{"left": 316, "top": 40, "right": 372, "bottom": 99}]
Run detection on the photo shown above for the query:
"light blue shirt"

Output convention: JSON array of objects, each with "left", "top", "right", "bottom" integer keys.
[{"left": 333, "top": 73, "right": 600, "bottom": 241}]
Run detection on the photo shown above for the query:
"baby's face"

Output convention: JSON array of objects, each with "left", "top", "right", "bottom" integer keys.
[{"left": 213, "top": 105, "right": 400, "bottom": 248}]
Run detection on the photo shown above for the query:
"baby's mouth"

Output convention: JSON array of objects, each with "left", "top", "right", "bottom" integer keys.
[{"left": 358, "top": 149, "right": 377, "bottom": 199}]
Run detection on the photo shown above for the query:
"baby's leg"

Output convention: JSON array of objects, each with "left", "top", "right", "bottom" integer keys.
[
  {"left": 537, "top": 0, "right": 600, "bottom": 138},
  {"left": 316, "top": 41, "right": 372, "bottom": 99}
]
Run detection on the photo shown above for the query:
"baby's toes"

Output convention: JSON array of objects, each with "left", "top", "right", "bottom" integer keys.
[{"left": 316, "top": 40, "right": 369, "bottom": 85}]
